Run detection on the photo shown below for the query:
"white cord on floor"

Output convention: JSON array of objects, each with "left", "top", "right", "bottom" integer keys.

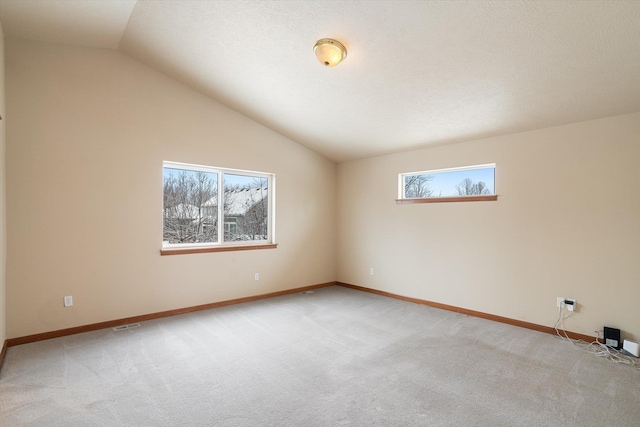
[{"left": 553, "top": 305, "right": 639, "bottom": 370}]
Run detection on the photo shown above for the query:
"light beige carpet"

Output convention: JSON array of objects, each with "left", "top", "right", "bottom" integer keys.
[{"left": 1, "top": 286, "right": 639, "bottom": 426}]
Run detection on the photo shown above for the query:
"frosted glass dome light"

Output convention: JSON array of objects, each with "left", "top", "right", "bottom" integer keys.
[{"left": 313, "top": 39, "right": 347, "bottom": 67}]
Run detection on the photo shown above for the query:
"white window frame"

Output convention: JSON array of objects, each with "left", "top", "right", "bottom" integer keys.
[
  {"left": 162, "top": 161, "right": 276, "bottom": 254},
  {"left": 397, "top": 163, "right": 497, "bottom": 203}
]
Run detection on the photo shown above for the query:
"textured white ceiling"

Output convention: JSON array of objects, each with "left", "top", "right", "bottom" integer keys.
[{"left": 1, "top": 1, "right": 639, "bottom": 162}]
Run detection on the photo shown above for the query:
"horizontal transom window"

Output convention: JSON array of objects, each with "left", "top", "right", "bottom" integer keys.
[
  {"left": 398, "top": 164, "right": 496, "bottom": 203},
  {"left": 162, "top": 161, "right": 276, "bottom": 254}
]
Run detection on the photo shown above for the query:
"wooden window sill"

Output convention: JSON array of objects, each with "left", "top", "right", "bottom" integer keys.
[
  {"left": 396, "top": 195, "right": 498, "bottom": 204},
  {"left": 161, "top": 243, "right": 278, "bottom": 256}
]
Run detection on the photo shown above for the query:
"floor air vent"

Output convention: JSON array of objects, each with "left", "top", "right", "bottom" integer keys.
[
  {"left": 112, "top": 323, "right": 141, "bottom": 331},
  {"left": 300, "top": 290, "right": 315, "bottom": 295}
]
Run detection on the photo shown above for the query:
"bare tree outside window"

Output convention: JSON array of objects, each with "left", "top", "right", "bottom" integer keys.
[
  {"left": 455, "top": 178, "right": 491, "bottom": 196},
  {"left": 404, "top": 174, "right": 435, "bottom": 198},
  {"left": 163, "top": 169, "right": 218, "bottom": 244}
]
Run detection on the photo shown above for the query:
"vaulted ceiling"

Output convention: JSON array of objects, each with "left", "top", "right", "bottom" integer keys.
[{"left": 1, "top": 1, "right": 639, "bottom": 162}]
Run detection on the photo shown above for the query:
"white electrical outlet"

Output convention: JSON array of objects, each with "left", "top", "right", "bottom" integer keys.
[
  {"left": 623, "top": 340, "right": 640, "bottom": 358},
  {"left": 557, "top": 297, "right": 576, "bottom": 311},
  {"left": 64, "top": 296, "right": 73, "bottom": 307},
  {"left": 370, "top": 268, "right": 374, "bottom": 276},
  {"left": 254, "top": 273, "right": 259, "bottom": 281}
]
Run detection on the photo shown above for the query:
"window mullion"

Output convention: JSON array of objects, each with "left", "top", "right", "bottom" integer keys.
[
  {"left": 270, "top": 175, "right": 275, "bottom": 243},
  {"left": 218, "top": 172, "right": 223, "bottom": 245}
]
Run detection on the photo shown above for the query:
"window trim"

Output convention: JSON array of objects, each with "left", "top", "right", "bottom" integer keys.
[
  {"left": 395, "top": 195, "right": 498, "bottom": 204},
  {"left": 398, "top": 163, "right": 497, "bottom": 202},
  {"left": 160, "top": 243, "right": 277, "bottom": 256},
  {"left": 161, "top": 161, "right": 276, "bottom": 255}
]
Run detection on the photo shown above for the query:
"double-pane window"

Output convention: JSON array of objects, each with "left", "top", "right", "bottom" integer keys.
[{"left": 163, "top": 161, "right": 275, "bottom": 252}]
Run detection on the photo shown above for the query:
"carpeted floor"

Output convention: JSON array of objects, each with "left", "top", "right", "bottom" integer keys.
[{"left": 1, "top": 286, "right": 639, "bottom": 426}]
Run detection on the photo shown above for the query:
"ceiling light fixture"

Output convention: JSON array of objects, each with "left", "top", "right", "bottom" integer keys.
[{"left": 313, "top": 38, "right": 347, "bottom": 67}]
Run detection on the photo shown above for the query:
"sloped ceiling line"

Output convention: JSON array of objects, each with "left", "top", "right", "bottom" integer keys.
[{"left": 1, "top": 0, "right": 639, "bottom": 162}]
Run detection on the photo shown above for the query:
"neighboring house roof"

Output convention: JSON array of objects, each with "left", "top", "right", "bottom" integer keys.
[
  {"left": 165, "top": 188, "right": 267, "bottom": 219},
  {"left": 202, "top": 187, "right": 268, "bottom": 217},
  {"left": 163, "top": 203, "right": 200, "bottom": 220}
]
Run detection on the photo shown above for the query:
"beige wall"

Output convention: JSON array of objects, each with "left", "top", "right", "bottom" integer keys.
[
  {"left": 337, "top": 112, "right": 640, "bottom": 341},
  {"left": 5, "top": 39, "right": 336, "bottom": 339},
  {"left": 4, "top": 38, "right": 639, "bottom": 345},
  {"left": 0, "top": 21, "right": 5, "bottom": 346}
]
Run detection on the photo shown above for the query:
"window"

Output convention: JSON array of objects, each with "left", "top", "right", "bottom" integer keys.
[
  {"left": 162, "top": 161, "right": 276, "bottom": 255},
  {"left": 224, "top": 217, "right": 237, "bottom": 237},
  {"left": 397, "top": 164, "right": 497, "bottom": 204}
]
